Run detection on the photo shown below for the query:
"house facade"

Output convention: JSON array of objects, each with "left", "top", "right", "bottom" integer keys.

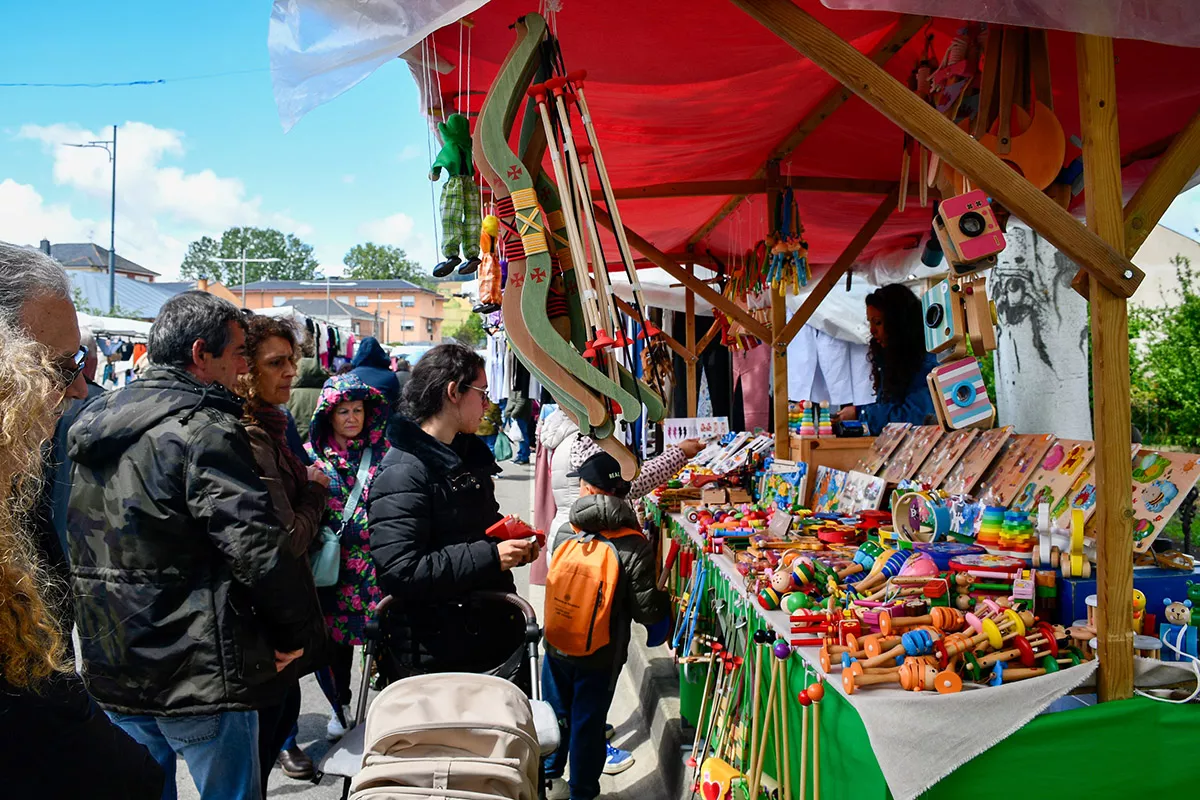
[
  {"left": 42, "top": 240, "right": 160, "bottom": 282},
  {"left": 227, "top": 278, "right": 446, "bottom": 343}
]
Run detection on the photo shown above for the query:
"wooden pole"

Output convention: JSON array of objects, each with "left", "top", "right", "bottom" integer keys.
[
  {"left": 688, "top": 14, "right": 927, "bottom": 246},
  {"left": 730, "top": 0, "right": 1144, "bottom": 299},
  {"left": 1077, "top": 33, "right": 1134, "bottom": 703},
  {"left": 686, "top": 266, "right": 698, "bottom": 416},
  {"left": 593, "top": 204, "right": 773, "bottom": 342},
  {"left": 774, "top": 187, "right": 899, "bottom": 349},
  {"left": 1123, "top": 105, "right": 1200, "bottom": 257},
  {"left": 695, "top": 322, "right": 721, "bottom": 359}
]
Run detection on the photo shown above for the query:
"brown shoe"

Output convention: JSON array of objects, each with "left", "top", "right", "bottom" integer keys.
[{"left": 279, "top": 745, "right": 315, "bottom": 780}]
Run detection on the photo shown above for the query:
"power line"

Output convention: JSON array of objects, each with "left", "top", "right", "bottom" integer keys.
[{"left": 0, "top": 68, "right": 268, "bottom": 89}]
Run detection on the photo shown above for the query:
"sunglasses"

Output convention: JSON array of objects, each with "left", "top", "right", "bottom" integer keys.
[{"left": 53, "top": 345, "right": 88, "bottom": 389}]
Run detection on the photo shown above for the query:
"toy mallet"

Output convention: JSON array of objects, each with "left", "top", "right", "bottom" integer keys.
[
  {"left": 748, "top": 641, "right": 782, "bottom": 800},
  {"left": 747, "top": 629, "right": 773, "bottom": 777},
  {"left": 776, "top": 643, "right": 793, "bottom": 800},
  {"left": 687, "top": 642, "right": 723, "bottom": 769}
]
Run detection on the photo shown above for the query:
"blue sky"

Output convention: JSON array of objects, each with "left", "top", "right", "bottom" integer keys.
[
  {"left": 3, "top": 1, "right": 1200, "bottom": 283},
  {"left": 0, "top": 0, "right": 439, "bottom": 280}
]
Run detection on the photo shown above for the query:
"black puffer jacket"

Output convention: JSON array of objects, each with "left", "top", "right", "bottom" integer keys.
[
  {"left": 67, "top": 367, "right": 315, "bottom": 716},
  {"left": 369, "top": 416, "right": 521, "bottom": 674},
  {"left": 546, "top": 494, "right": 670, "bottom": 681}
]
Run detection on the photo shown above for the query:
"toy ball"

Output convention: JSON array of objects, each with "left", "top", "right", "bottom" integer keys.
[
  {"left": 806, "top": 682, "right": 825, "bottom": 702},
  {"left": 773, "top": 639, "right": 792, "bottom": 659},
  {"left": 482, "top": 214, "right": 501, "bottom": 237},
  {"left": 797, "top": 691, "right": 812, "bottom": 706},
  {"left": 898, "top": 553, "right": 939, "bottom": 578},
  {"left": 770, "top": 569, "right": 795, "bottom": 594},
  {"left": 757, "top": 587, "right": 782, "bottom": 611},
  {"left": 782, "top": 592, "right": 815, "bottom": 614}
]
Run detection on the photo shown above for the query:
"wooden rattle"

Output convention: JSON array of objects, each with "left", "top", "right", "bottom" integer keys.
[
  {"left": 879, "top": 606, "right": 965, "bottom": 635},
  {"left": 858, "top": 628, "right": 940, "bottom": 670}
]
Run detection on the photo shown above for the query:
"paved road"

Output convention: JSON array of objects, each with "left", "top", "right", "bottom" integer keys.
[{"left": 176, "top": 459, "right": 665, "bottom": 799}]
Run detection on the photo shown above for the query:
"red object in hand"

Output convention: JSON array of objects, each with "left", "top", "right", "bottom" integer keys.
[{"left": 486, "top": 515, "right": 546, "bottom": 549}]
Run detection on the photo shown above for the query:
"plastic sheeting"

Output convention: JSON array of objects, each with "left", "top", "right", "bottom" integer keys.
[
  {"left": 820, "top": 0, "right": 1200, "bottom": 48},
  {"left": 268, "top": 0, "right": 485, "bottom": 132}
]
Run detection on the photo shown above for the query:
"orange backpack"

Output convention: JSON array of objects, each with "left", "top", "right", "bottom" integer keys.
[{"left": 544, "top": 527, "right": 642, "bottom": 657}]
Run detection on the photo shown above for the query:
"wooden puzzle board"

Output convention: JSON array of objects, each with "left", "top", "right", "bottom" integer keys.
[
  {"left": 880, "top": 426, "right": 944, "bottom": 484},
  {"left": 854, "top": 422, "right": 910, "bottom": 475},
  {"left": 914, "top": 428, "right": 978, "bottom": 489},
  {"left": 975, "top": 433, "right": 1056, "bottom": 507},
  {"left": 1130, "top": 448, "right": 1200, "bottom": 553},
  {"left": 941, "top": 426, "right": 1013, "bottom": 495},
  {"left": 811, "top": 465, "right": 847, "bottom": 514},
  {"left": 1009, "top": 439, "right": 1094, "bottom": 514},
  {"left": 838, "top": 470, "right": 888, "bottom": 514}
]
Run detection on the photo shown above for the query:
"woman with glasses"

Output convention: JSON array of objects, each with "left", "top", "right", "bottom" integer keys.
[
  {"left": 306, "top": 373, "right": 390, "bottom": 738},
  {"left": 369, "top": 343, "right": 539, "bottom": 685}
]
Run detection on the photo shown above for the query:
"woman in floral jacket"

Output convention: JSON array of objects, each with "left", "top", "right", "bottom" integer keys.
[{"left": 306, "top": 373, "right": 389, "bottom": 737}]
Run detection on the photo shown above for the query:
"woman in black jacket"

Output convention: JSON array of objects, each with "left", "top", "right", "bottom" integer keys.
[{"left": 369, "top": 344, "right": 539, "bottom": 679}]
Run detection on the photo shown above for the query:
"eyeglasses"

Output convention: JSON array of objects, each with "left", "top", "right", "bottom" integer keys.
[
  {"left": 464, "top": 383, "right": 489, "bottom": 397},
  {"left": 53, "top": 345, "right": 88, "bottom": 389}
]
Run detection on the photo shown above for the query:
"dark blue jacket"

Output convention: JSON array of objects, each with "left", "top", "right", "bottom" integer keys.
[
  {"left": 862, "top": 352, "right": 938, "bottom": 434},
  {"left": 350, "top": 337, "right": 400, "bottom": 411}
]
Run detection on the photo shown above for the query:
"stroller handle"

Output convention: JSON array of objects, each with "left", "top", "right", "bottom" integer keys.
[{"left": 470, "top": 591, "right": 538, "bottom": 626}]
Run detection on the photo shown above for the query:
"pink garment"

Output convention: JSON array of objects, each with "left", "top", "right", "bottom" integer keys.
[
  {"left": 345, "top": 334, "right": 356, "bottom": 359},
  {"left": 530, "top": 440, "right": 555, "bottom": 585},
  {"left": 733, "top": 345, "right": 772, "bottom": 432}
]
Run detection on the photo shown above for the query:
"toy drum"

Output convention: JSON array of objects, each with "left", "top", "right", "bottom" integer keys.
[{"left": 1134, "top": 634, "right": 1162, "bottom": 660}]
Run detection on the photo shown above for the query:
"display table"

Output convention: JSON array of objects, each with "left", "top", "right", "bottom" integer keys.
[
  {"left": 788, "top": 436, "right": 876, "bottom": 506},
  {"left": 646, "top": 499, "right": 1197, "bottom": 800}
]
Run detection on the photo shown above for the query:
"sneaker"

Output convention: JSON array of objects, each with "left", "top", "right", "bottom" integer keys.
[
  {"left": 605, "top": 723, "right": 615, "bottom": 741},
  {"left": 603, "top": 743, "right": 634, "bottom": 775},
  {"left": 546, "top": 777, "right": 571, "bottom": 800},
  {"left": 326, "top": 713, "right": 348, "bottom": 741}
]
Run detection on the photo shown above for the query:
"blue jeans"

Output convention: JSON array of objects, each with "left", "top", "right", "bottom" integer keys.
[
  {"left": 542, "top": 656, "right": 617, "bottom": 800},
  {"left": 514, "top": 416, "right": 532, "bottom": 463},
  {"left": 108, "top": 710, "right": 261, "bottom": 800}
]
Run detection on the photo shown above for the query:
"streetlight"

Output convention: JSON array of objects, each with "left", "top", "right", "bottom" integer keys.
[
  {"left": 213, "top": 250, "right": 282, "bottom": 306},
  {"left": 66, "top": 125, "right": 117, "bottom": 314}
]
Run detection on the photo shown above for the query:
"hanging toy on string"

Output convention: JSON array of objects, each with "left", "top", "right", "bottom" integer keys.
[
  {"left": 766, "top": 188, "right": 809, "bottom": 294},
  {"left": 473, "top": 212, "right": 502, "bottom": 314},
  {"left": 430, "top": 112, "right": 483, "bottom": 277},
  {"left": 900, "top": 39, "right": 940, "bottom": 212}
]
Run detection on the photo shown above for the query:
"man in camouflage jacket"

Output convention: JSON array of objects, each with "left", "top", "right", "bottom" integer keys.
[{"left": 68, "top": 292, "right": 315, "bottom": 798}]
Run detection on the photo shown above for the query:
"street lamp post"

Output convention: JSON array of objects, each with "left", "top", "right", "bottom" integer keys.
[
  {"left": 212, "top": 250, "right": 281, "bottom": 307},
  {"left": 66, "top": 125, "right": 117, "bottom": 314}
]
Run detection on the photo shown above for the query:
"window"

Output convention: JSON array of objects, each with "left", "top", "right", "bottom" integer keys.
[
  {"left": 401, "top": 320, "right": 416, "bottom": 331},
  {"left": 336, "top": 295, "right": 351, "bottom": 304},
  {"left": 355, "top": 296, "right": 370, "bottom": 307},
  {"left": 400, "top": 295, "right": 416, "bottom": 308},
  {"left": 272, "top": 296, "right": 287, "bottom": 307}
]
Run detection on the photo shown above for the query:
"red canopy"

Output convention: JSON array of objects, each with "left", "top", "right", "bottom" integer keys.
[{"left": 426, "top": 0, "right": 1200, "bottom": 269}]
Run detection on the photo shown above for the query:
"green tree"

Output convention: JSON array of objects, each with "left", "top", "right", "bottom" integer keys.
[
  {"left": 179, "top": 227, "right": 319, "bottom": 285},
  {"left": 344, "top": 243, "right": 433, "bottom": 287},
  {"left": 448, "top": 314, "right": 486, "bottom": 347},
  {"left": 1129, "top": 255, "right": 1200, "bottom": 448}
]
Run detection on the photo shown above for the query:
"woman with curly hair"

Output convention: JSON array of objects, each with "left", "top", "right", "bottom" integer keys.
[
  {"left": 833, "top": 283, "right": 937, "bottom": 433},
  {"left": 0, "top": 320, "right": 163, "bottom": 798},
  {"left": 306, "top": 373, "right": 390, "bottom": 738},
  {"left": 237, "top": 314, "right": 331, "bottom": 786}
]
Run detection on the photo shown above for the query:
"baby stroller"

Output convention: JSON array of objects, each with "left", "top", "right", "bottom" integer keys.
[{"left": 321, "top": 592, "right": 561, "bottom": 799}]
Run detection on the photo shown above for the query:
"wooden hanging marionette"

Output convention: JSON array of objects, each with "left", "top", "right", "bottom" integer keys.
[
  {"left": 900, "top": 35, "right": 940, "bottom": 212},
  {"left": 766, "top": 187, "right": 809, "bottom": 294},
  {"left": 431, "top": 112, "right": 483, "bottom": 277}
]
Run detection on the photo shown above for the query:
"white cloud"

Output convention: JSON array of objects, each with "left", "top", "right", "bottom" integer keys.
[
  {"left": 11, "top": 121, "right": 316, "bottom": 280},
  {"left": 356, "top": 211, "right": 439, "bottom": 269},
  {"left": 398, "top": 144, "right": 423, "bottom": 162},
  {"left": 342, "top": 174, "right": 356, "bottom": 184}
]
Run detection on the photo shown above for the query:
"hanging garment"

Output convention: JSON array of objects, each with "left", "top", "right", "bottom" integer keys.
[
  {"left": 732, "top": 344, "right": 772, "bottom": 432},
  {"left": 787, "top": 324, "right": 875, "bottom": 407}
]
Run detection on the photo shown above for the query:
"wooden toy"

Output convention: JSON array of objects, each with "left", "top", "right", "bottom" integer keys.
[
  {"left": 976, "top": 101, "right": 1067, "bottom": 192},
  {"left": 698, "top": 757, "right": 740, "bottom": 800},
  {"left": 942, "top": 426, "right": 1013, "bottom": 495},
  {"left": 1061, "top": 510, "right": 1090, "bottom": 579},
  {"left": 1134, "top": 634, "right": 1163, "bottom": 660},
  {"left": 893, "top": 491, "right": 952, "bottom": 542},
  {"left": 881, "top": 425, "right": 945, "bottom": 484},
  {"left": 928, "top": 357, "right": 996, "bottom": 430},
  {"left": 934, "top": 190, "right": 1007, "bottom": 275},
  {"left": 1130, "top": 449, "right": 1200, "bottom": 553},
  {"left": 913, "top": 428, "right": 978, "bottom": 489},
  {"left": 975, "top": 433, "right": 1056, "bottom": 507},
  {"left": 961, "top": 276, "right": 997, "bottom": 354},
  {"left": 811, "top": 466, "right": 847, "bottom": 514},
  {"left": 1010, "top": 440, "right": 1094, "bottom": 515},
  {"left": 921, "top": 279, "right": 967, "bottom": 360},
  {"left": 854, "top": 422, "right": 911, "bottom": 474},
  {"left": 837, "top": 470, "right": 887, "bottom": 514}
]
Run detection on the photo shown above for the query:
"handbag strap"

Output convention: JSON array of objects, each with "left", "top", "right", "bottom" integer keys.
[{"left": 336, "top": 448, "right": 374, "bottom": 532}]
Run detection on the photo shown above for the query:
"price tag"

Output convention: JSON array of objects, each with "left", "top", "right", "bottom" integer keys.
[
  {"left": 768, "top": 512, "right": 793, "bottom": 539},
  {"left": 1012, "top": 571, "right": 1035, "bottom": 601}
]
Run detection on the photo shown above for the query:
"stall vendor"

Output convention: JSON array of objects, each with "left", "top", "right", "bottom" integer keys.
[{"left": 833, "top": 283, "right": 936, "bottom": 433}]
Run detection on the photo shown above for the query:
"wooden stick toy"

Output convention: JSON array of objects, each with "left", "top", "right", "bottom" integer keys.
[
  {"left": 778, "top": 658, "right": 792, "bottom": 800},
  {"left": 748, "top": 652, "right": 780, "bottom": 800},
  {"left": 687, "top": 642, "right": 723, "bottom": 769}
]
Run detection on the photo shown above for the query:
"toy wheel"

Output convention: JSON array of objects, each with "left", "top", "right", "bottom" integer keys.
[
  {"left": 1050, "top": 546, "right": 1061, "bottom": 568},
  {"left": 1081, "top": 560, "right": 1092, "bottom": 579},
  {"left": 981, "top": 617, "right": 1004, "bottom": 649},
  {"left": 842, "top": 669, "right": 858, "bottom": 696},
  {"left": 862, "top": 634, "right": 883, "bottom": 658},
  {"left": 963, "top": 650, "right": 983, "bottom": 680},
  {"left": 1037, "top": 623, "right": 1060, "bottom": 657},
  {"left": 1014, "top": 635, "right": 1036, "bottom": 667},
  {"left": 1041, "top": 654, "right": 1059, "bottom": 673},
  {"left": 845, "top": 632, "right": 863, "bottom": 654},
  {"left": 933, "top": 638, "right": 951, "bottom": 669},
  {"left": 819, "top": 646, "right": 832, "bottom": 673},
  {"left": 1067, "top": 650, "right": 1082, "bottom": 666},
  {"left": 879, "top": 610, "right": 893, "bottom": 637},
  {"left": 935, "top": 670, "right": 962, "bottom": 693},
  {"left": 1003, "top": 608, "right": 1026, "bottom": 636}
]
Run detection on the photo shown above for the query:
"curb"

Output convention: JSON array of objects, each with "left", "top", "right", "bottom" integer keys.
[{"left": 622, "top": 635, "right": 687, "bottom": 798}]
